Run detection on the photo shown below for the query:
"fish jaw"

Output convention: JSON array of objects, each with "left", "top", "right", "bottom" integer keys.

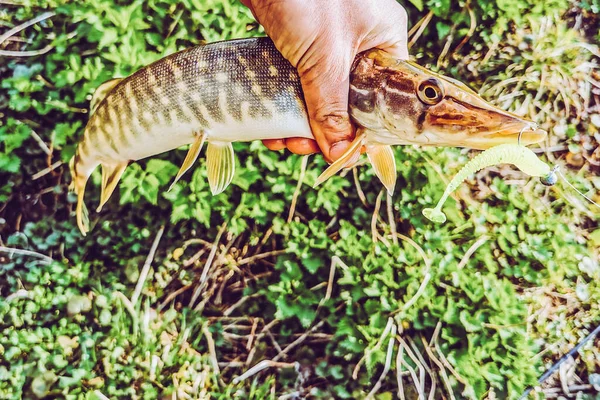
[
  {"left": 418, "top": 95, "right": 547, "bottom": 150},
  {"left": 348, "top": 50, "right": 547, "bottom": 150}
]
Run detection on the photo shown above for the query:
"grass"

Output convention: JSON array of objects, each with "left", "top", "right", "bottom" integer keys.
[{"left": 1, "top": 0, "right": 599, "bottom": 399}]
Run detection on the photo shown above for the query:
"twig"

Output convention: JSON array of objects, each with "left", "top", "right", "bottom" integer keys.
[
  {"left": 246, "top": 318, "right": 259, "bottom": 351},
  {"left": 218, "top": 361, "right": 245, "bottom": 368},
  {"left": 421, "top": 335, "right": 455, "bottom": 400},
  {"left": 93, "top": 391, "right": 110, "bottom": 400},
  {"left": 395, "top": 233, "right": 430, "bottom": 267},
  {"left": 319, "top": 256, "right": 346, "bottom": 307},
  {"left": 5, "top": 289, "right": 31, "bottom": 303},
  {"left": 559, "top": 358, "right": 575, "bottom": 397},
  {"left": 202, "top": 324, "right": 221, "bottom": 377},
  {"left": 408, "top": 11, "right": 434, "bottom": 49},
  {"left": 278, "top": 391, "right": 301, "bottom": 400},
  {"left": 0, "top": 246, "right": 53, "bottom": 264},
  {"left": 397, "top": 337, "right": 425, "bottom": 400},
  {"left": 272, "top": 320, "right": 326, "bottom": 362},
  {"left": 237, "top": 249, "right": 287, "bottom": 266},
  {"left": 157, "top": 284, "right": 191, "bottom": 311},
  {"left": 287, "top": 155, "right": 309, "bottom": 223},
  {"left": 114, "top": 291, "right": 139, "bottom": 336},
  {"left": 265, "top": 329, "right": 285, "bottom": 359},
  {"left": 223, "top": 293, "right": 262, "bottom": 316},
  {"left": 0, "top": 11, "right": 55, "bottom": 47},
  {"left": 433, "top": 334, "right": 469, "bottom": 387},
  {"left": 429, "top": 320, "right": 442, "bottom": 346},
  {"left": 452, "top": 3, "right": 476, "bottom": 55},
  {"left": 29, "top": 129, "right": 52, "bottom": 155},
  {"left": 189, "top": 223, "right": 227, "bottom": 309},
  {"left": 353, "top": 168, "right": 368, "bottom": 207},
  {"left": 216, "top": 269, "right": 239, "bottom": 305},
  {"left": 543, "top": 384, "right": 593, "bottom": 395},
  {"left": 367, "top": 319, "right": 397, "bottom": 399},
  {"left": 407, "top": 336, "right": 437, "bottom": 400},
  {"left": 183, "top": 248, "right": 207, "bottom": 267},
  {"left": 397, "top": 343, "right": 406, "bottom": 400},
  {"left": 199, "top": 224, "right": 227, "bottom": 285},
  {"left": 397, "top": 335, "right": 426, "bottom": 399},
  {"left": 457, "top": 235, "right": 488, "bottom": 270},
  {"left": 519, "top": 322, "right": 600, "bottom": 399},
  {"left": 232, "top": 360, "right": 297, "bottom": 384},
  {"left": 353, "top": 317, "right": 394, "bottom": 379},
  {"left": 393, "top": 233, "right": 432, "bottom": 315},
  {"left": 32, "top": 160, "right": 62, "bottom": 180},
  {"left": 371, "top": 189, "right": 385, "bottom": 244},
  {"left": 387, "top": 193, "right": 398, "bottom": 246},
  {"left": 131, "top": 225, "right": 164, "bottom": 306}
]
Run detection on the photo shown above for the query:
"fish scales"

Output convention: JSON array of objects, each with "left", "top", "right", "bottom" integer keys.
[
  {"left": 71, "top": 37, "right": 547, "bottom": 235},
  {"left": 86, "top": 39, "right": 307, "bottom": 165}
]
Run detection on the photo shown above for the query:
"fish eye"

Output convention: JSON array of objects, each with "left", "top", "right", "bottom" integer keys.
[{"left": 417, "top": 79, "right": 444, "bottom": 105}]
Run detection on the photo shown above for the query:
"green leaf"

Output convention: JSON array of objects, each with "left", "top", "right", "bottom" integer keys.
[{"left": 407, "top": 0, "right": 424, "bottom": 11}]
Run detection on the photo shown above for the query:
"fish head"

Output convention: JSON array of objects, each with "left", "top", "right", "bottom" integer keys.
[{"left": 349, "top": 50, "right": 547, "bottom": 150}]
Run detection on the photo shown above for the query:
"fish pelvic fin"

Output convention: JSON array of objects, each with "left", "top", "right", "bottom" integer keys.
[
  {"left": 168, "top": 132, "right": 206, "bottom": 192},
  {"left": 206, "top": 141, "right": 235, "bottom": 195},
  {"left": 366, "top": 144, "right": 397, "bottom": 195},
  {"left": 313, "top": 132, "right": 365, "bottom": 189},
  {"left": 90, "top": 78, "right": 123, "bottom": 114},
  {"left": 97, "top": 162, "right": 128, "bottom": 212}
]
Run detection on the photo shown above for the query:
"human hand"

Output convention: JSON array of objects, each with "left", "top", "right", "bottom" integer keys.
[{"left": 240, "top": 0, "right": 409, "bottom": 162}]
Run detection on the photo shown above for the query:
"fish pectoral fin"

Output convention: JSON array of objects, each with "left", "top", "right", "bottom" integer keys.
[
  {"left": 97, "top": 162, "right": 128, "bottom": 212},
  {"left": 90, "top": 78, "right": 123, "bottom": 114},
  {"left": 206, "top": 141, "right": 235, "bottom": 195},
  {"left": 313, "top": 133, "right": 365, "bottom": 189},
  {"left": 366, "top": 144, "right": 397, "bottom": 195},
  {"left": 169, "top": 133, "right": 207, "bottom": 192}
]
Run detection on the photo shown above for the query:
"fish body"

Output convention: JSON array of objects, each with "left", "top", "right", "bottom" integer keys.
[
  {"left": 71, "top": 37, "right": 546, "bottom": 235},
  {"left": 73, "top": 38, "right": 310, "bottom": 179}
]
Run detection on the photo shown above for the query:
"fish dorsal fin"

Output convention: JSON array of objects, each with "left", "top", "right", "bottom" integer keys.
[
  {"left": 97, "top": 162, "right": 128, "bottom": 212},
  {"left": 206, "top": 141, "right": 235, "bottom": 195},
  {"left": 366, "top": 144, "right": 397, "bottom": 195},
  {"left": 90, "top": 78, "right": 123, "bottom": 114},
  {"left": 313, "top": 132, "right": 366, "bottom": 189},
  {"left": 169, "top": 133, "right": 207, "bottom": 192}
]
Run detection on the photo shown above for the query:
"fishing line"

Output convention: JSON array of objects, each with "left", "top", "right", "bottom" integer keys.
[
  {"left": 517, "top": 125, "right": 526, "bottom": 146},
  {"left": 554, "top": 166, "right": 600, "bottom": 210},
  {"left": 517, "top": 123, "right": 537, "bottom": 147}
]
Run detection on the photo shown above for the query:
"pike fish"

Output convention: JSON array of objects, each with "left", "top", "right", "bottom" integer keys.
[{"left": 70, "top": 37, "right": 546, "bottom": 235}]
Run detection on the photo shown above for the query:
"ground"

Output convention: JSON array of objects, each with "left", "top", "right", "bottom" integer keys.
[{"left": 1, "top": 1, "right": 599, "bottom": 399}]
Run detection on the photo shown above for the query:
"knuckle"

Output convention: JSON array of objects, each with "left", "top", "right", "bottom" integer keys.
[{"left": 313, "top": 109, "right": 351, "bottom": 134}]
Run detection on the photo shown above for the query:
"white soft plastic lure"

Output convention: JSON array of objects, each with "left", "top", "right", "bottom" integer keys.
[{"left": 423, "top": 144, "right": 556, "bottom": 223}]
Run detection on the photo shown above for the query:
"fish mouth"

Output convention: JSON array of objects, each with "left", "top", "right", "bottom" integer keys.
[
  {"left": 416, "top": 122, "right": 548, "bottom": 150},
  {"left": 478, "top": 122, "right": 547, "bottom": 149}
]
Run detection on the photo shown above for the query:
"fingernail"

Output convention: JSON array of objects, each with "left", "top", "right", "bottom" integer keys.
[{"left": 329, "top": 140, "right": 351, "bottom": 161}]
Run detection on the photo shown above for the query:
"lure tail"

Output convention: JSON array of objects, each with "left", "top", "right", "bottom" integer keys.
[{"left": 423, "top": 144, "right": 552, "bottom": 224}]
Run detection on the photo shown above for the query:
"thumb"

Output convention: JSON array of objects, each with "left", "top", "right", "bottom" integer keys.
[
  {"left": 299, "top": 61, "right": 355, "bottom": 162},
  {"left": 376, "top": 39, "right": 409, "bottom": 60}
]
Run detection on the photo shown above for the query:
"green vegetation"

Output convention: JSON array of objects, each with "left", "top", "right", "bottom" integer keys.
[{"left": 1, "top": 1, "right": 599, "bottom": 399}]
